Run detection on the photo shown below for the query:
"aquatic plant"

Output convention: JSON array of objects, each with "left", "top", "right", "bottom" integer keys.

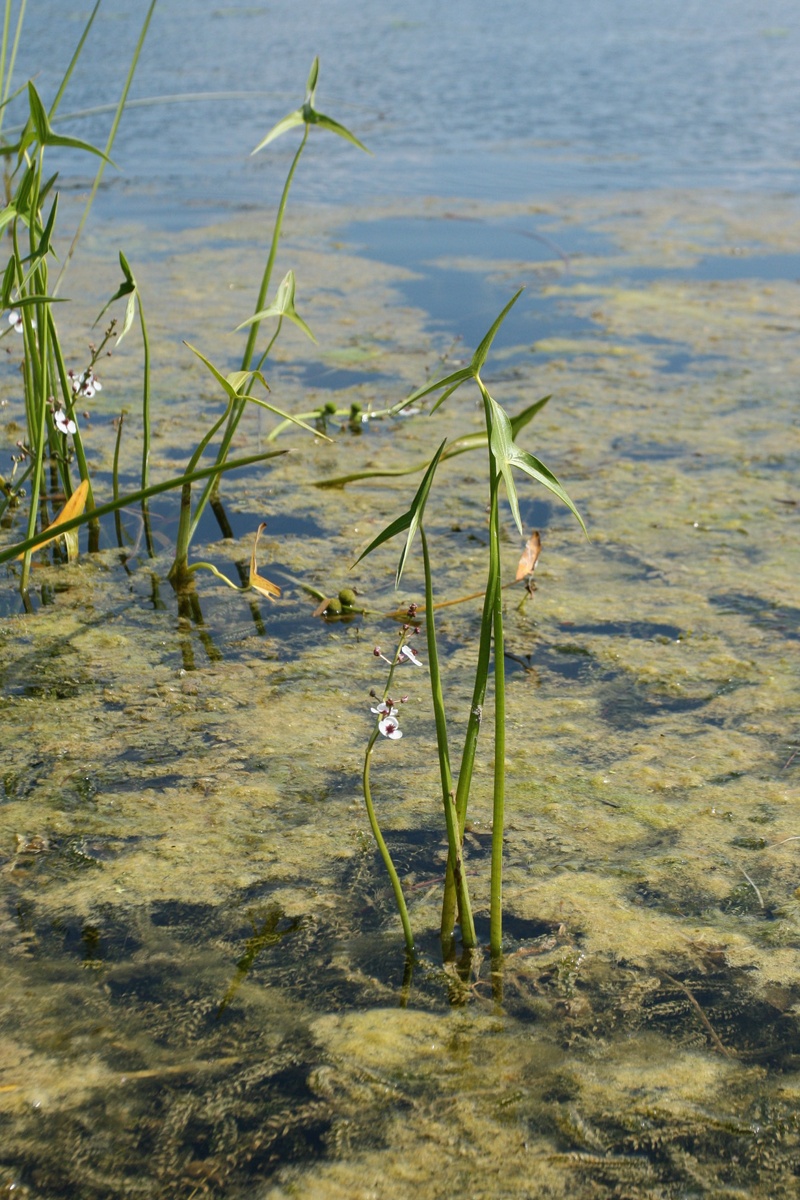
[
  {"left": 357, "top": 291, "right": 586, "bottom": 958},
  {"left": 0, "top": 25, "right": 367, "bottom": 600},
  {"left": 167, "top": 56, "right": 369, "bottom": 586},
  {"left": 0, "top": 1, "right": 160, "bottom": 592}
]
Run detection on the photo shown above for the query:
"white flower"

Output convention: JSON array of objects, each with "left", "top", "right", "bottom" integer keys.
[
  {"left": 399, "top": 644, "right": 423, "bottom": 666},
  {"left": 54, "top": 409, "right": 77, "bottom": 436},
  {"left": 378, "top": 715, "right": 403, "bottom": 739},
  {"left": 68, "top": 369, "right": 101, "bottom": 398},
  {"left": 371, "top": 700, "right": 398, "bottom": 718},
  {"left": 8, "top": 310, "right": 22, "bottom": 333}
]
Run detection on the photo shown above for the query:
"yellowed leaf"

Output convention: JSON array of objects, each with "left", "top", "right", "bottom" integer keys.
[
  {"left": 17, "top": 478, "right": 90, "bottom": 560},
  {"left": 515, "top": 529, "right": 541, "bottom": 581},
  {"left": 249, "top": 522, "right": 281, "bottom": 600}
]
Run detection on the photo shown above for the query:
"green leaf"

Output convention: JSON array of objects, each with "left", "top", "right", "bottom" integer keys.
[
  {"left": 1, "top": 258, "right": 16, "bottom": 307},
  {"left": 487, "top": 395, "right": 523, "bottom": 534},
  {"left": 225, "top": 369, "right": 259, "bottom": 395},
  {"left": 353, "top": 440, "right": 447, "bottom": 587},
  {"left": 507, "top": 443, "right": 587, "bottom": 536},
  {"left": 312, "top": 111, "right": 370, "bottom": 153},
  {"left": 472, "top": 287, "right": 524, "bottom": 371},
  {"left": 251, "top": 108, "right": 304, "bottom": 154},
  {"left": 6, "top": 293, "right": 67, "bottom": 308},
  {"left": 251, "top": 56, "right": 368, "bottom": 155},
  {"left": 0, "top": 204, "right": 17, "bottom": 235},
  {"left": 94, "top": 251, "right": 137, "bottom": 341},
  {"left": 305, "top": 57, "right": 320, "bottom": 106},
  {"left": 391, "top": 365, "right": 473, "bottom": 414},
  {"left": 183, "top": 341, "right": 329, "bottom": 440},
  {"left": 27, "top": 81, "right": 115, "bottom": 164},
  {"left": 118, "top": 251, "right": 136, "bottom": 288},
  {"left": 28, "top": 194, "right": 59, "bottom": 264},
  {"left": 510, "top": 394, "right": 550, "bottom": 437},
  {"left": 485, "top": 391, "right": 586, "bottom": 537},
  {"left": 0, "top": 449, "right": 289, "bottom": 567},
  {"left": 235, "top": 270, "right": 316, "bottom": 342},
  {"left": 27, "top": 81, "right": 50, "bottom": 142}
]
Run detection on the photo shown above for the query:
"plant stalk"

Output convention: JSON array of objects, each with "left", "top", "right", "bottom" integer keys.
[{"left": 420, "top": 526, "right": 476, "bottom": 949}]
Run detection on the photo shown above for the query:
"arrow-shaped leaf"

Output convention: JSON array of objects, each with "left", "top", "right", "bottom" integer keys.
[
  {"left": 235, "top": 270, "right": 316, "bottom": 342},
  {"left": 251, "top": 56, "right": 369, "bottom": 155},
  {"left": 95, "top": 250, "right": 138, "bottom": 343},
  {"left": 27, "top": 82, "right": 115, "bottom": 164},
  {"left": 353, "top": 440, "right": 447, "bottom": 587},
  {"left": 184, "top": 341, "right": 329, "bottom": 440},
  {"left": 472, "top": 287, "right": 524, "bottom": 372}
]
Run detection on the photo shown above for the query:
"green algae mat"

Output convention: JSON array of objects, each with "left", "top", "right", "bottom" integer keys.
[{"left": 0, "top": 191, "right": 798, "bottom": 1197}]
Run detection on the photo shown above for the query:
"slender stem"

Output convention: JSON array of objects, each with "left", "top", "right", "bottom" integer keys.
[
  {"left": 20, "top": 285, "right": 48, "bottom": 593},
  {"left": 137, "top": 292, "right": 151, "bottom": 492},
  {"left": 54, "top": 0, "right": 157, "bottom": 293},
  {"left": 48, "top": 308, "right": 95, "bottom": 507},
  {"left": 485, "top": 419, "right": 506, "bottom": 959},
  {"left": 0, "top": 0, "right": 26, "bottom": 117},
  {"left": 48, "top": 0, "right": 100, "bottom": 119},
  {"left": 440, "top": 392, "right": 500, "bottom": 941},
  {"left": 170, "top": 397, "right": 235, "bottom": 580},
  {"left": 420, "top": 526, "right": 476, "bottom": 949},
  {"left": 0, "top": 449, "right": 287, "bottom": 567},
  {"left": 242, "top": 127, "right": 308, "bottom": 373},
  {"left": 362, "top": 727, "right": 415, "bottom": 956},
  {"left": 194, "top": 125, "right": 309, "bottom": 524},
  {"left": 253, "top": 314, "right": 282, "bottom": 375},
  {"left": 112, "top": 411, "right": 125, "bottom": 547}
]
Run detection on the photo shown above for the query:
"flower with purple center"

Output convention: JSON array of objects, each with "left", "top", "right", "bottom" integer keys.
[
  {"left": 371, "top": 700, "right": 398, "bottom": 718},
  {"left": 378, "top": 715, "right": 403, "bottom": 739},
  {"left": 54, "top": 409, "right": 77, "bottom": 436},
  {"left": 399, "top": 644, "right": 423, "bottom": 666},
  {"left": 68, "top": 369, "right": 102, "bottom": 399}
]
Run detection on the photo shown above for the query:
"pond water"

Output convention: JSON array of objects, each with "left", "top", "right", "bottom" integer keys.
[{"left": 1, "top": 3, "right": 800, "bottom": 1198}]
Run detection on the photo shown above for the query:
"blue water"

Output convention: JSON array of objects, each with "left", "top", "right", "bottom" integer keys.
[{"left": 9, "top": 0, "right": 800, "bottom": 230}]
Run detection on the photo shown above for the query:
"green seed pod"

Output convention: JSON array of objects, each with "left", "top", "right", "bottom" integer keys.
[
  {"left": 338, "top": 588, "right": 357, "bottom": 608},
  {"left": 325, "top": 597, "right": 343, "bottom": 615}
]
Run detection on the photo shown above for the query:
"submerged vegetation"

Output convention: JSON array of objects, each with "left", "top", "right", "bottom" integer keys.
[
  {"left": 1, "top": 2, "right": 799, "bottom": 1197},
  {"left": 0, "top": 2, "right": 583, "bottom": 960}
]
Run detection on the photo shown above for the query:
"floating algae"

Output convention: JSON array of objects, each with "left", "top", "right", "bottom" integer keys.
[{"left": 0, "top": 190, "right": 799, "bottom": 1196}]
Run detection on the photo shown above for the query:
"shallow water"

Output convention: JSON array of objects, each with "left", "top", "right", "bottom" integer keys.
[
  {"left": 2, "top": 3, "right": 800, "bottom": 1194},
  {"left": 1, "top": 184, "right": 799, "bottom": 1196}
]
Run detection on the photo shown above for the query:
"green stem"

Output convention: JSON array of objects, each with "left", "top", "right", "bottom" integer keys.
[
  {"left": 137, "top": 291, "right": 151, "bottom": 492},
  {"left": 440, "top": 389, "right": 502, "bottom": 941},
  {"left": 421, "top": 526, "right": 476, "bottom": 949},
  {"left": 0, "top": 449, "right": 287, "bottom": 567},
  {"left": 48, "top": 0, "right": 100, "bottom": 119},
  {"left": 362, "top": 727, "right": 415, "bottom": 956},
  {"left": 54, "top": 0, "right": 157, "bottom": 293},
  {"left": 48, "top": 307, "right": 95, "bottom": 507},
  {"left": 0, "top": 0, "right": 26, "bottom": 120},
  {"left": 20, "top": 282, "right": 48, "bottom": 593},
  {"left": 486, "top": 443, "right": 506, "bottom": 959},
  {"left": 170, "top": 397, "right": 236, "bottom": 580},
  {"left": 112, "top": 411, "right": 124, "bottom": 548},
  {"left": 192, "top": 124, "right": 309, "bottom": 529}
]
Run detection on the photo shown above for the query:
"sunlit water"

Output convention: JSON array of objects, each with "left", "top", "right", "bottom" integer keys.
[{"left": 1, "top": 4, "right": 799, "bottom": 1198}]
